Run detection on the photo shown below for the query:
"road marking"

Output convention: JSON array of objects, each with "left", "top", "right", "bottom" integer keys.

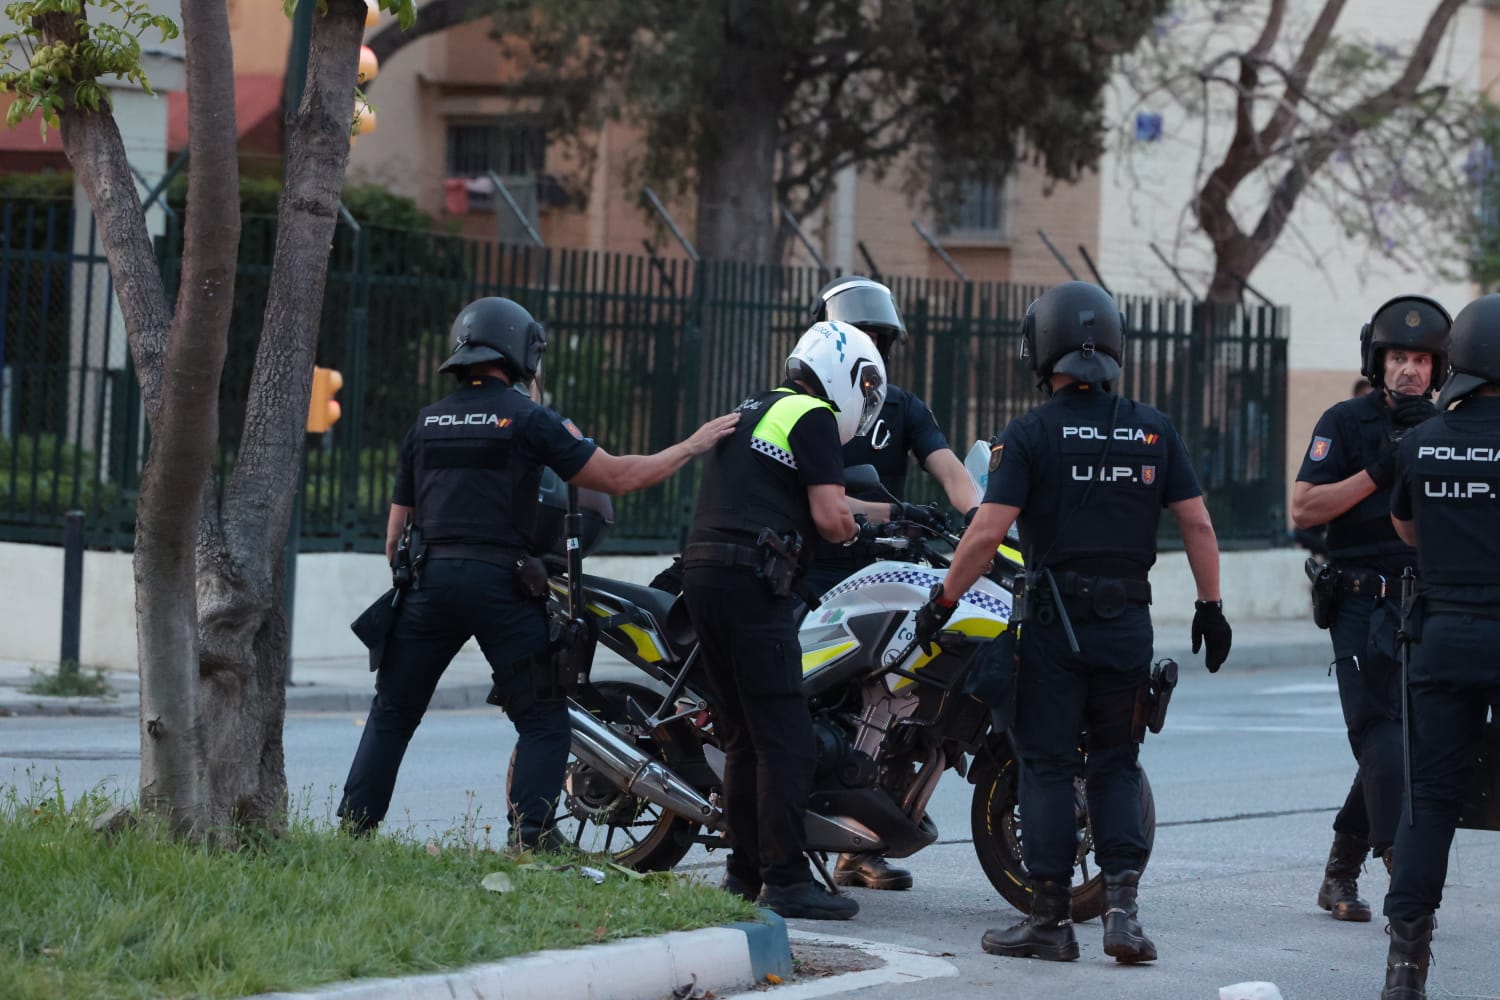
[
  {"left": 1167, "top": 724, "right": 1347, "bottom": 734},
  {"left": 720, "top": 930, "right": 956, "bottom": 998},
  {"left": 1255, "top": 683, "right": 1338, "bottom": 695}
]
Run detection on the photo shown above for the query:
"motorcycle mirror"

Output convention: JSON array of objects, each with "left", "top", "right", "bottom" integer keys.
[{"left": 844, "top": 464, "right": 893, "bottom": 501}]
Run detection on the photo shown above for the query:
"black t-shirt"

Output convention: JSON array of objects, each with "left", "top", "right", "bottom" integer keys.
[
  {"left": 1296, "top": 390, "right": 1413, "bottom": 576},
  {"left": 840, "top": 384, "right": 950, "bottom": 499},
  {"left": 984, "top": 383, "right": 1199, "bottom": 577}
]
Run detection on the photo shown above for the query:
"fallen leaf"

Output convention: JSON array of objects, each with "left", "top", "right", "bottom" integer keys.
[
  {"left": 480, "top": 872, "right": 513, "bottom": 893},
  {"left": 607, "top": 862, "right": 645, "bottom": 880},
  {"left": 765, "top": 973, "right": 782, "bottom": 984}
]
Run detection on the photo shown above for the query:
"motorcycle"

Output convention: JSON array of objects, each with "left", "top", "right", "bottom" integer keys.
[{"left": 530, "top": 462, "right": 1155, "bottom": 921}]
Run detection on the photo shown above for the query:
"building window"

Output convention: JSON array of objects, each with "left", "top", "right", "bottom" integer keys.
[
  {"left": 444, "top": 118, "right": 547, "bottom": 179},
  {"left": 939, "top": 170, "right": 1009, "bottom": 239}
]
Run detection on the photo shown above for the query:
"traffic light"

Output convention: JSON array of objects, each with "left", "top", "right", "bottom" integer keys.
[{"left": 307, "top": 366, "right": 343, "bottom": 434}]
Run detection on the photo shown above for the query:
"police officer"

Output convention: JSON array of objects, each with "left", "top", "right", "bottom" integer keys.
[
  {"left": 338, "top": 297, "right": 737, "bottom": 846},
  {"left": 914, "top": 281, "right": 1230, "bottom": 963},
  {"left": 684, "top": 320, "right": 892, "bottom": 921},
  {"left": 1290, "top": 295, "right": 1450, "bottom": 922},
  {"left": 1379, "top": 294, "right": 1500, "bottom": 999},
  {"left": 799, "top": 275, "right": 982, "bottom": 893}
]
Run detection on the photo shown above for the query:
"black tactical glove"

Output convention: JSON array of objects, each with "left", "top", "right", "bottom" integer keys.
[
  {"left": 1390, "top": 392, "right": 1438, "bottom": 429},
  {"left": 891, "top": 502, "right": 949, "bottom": 533},
  {"left": 1363, "top": 436, "right": 1399, "bottom": 492},
  {"left": 913, "top": 582, "right": 959, "bottom": 654},
  {"left": 1191, "top": 600, "right": 1231, "bottom": 673},
  {"left": 845, "top": 513, "right": 884, "bottom": 546}
]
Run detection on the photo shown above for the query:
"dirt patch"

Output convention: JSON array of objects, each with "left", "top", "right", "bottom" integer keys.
[{"left": 722, "top": 940, "right": 884, "bottom": 993}]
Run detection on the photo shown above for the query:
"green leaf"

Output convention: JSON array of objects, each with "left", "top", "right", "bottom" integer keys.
[{"left": 479, "top": 872, "right": 514, "bottom": 893}]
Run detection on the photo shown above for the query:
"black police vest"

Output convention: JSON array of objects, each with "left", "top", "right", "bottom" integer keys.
[
  {"left": 1018, "top": 392, "right": 1173, "bottom": 578},
  {"left": 1405, "top": 406, "right": 1500, "bottom": 600},
  {"left": 1327, "top": 393, "right": 1413, "bottom": 570},
  {"left": 412, "top": 382, "right": 545, "bottom": 552},
  {"left": 688, "top": 387, "right": 828, "bottom": 548}
]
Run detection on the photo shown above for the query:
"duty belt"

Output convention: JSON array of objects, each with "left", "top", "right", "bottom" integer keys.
[
  {"left": 423, "top": 542, "right": 526, "bottom": 564},
  {"left": 1424, "top": 599, "right": 1500, "bottom": 621},
  {"left": 1049, "top": 570, "right": 1152, "bottom": 605},
  {"left": 1330, "top": 565, "right": 1388, "bottom": 600},
  {"left": 682, "top": 541, "right": 764, "bottom": 572}
]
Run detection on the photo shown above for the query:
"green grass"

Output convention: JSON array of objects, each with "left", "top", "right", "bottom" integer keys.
[
  {"left": 0, "top": 780, "right": 756, "bottom": 1000},
  {"left": 23, "top": 660, "right": 113, "bottom": 697}
]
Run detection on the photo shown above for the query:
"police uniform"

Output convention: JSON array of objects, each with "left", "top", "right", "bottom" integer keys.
[
  {"left": 803, "top": 385, "right": 952, "bottom": 596},
  {"left": 986, "top": 382, "right": 1200, "bottom": 885},
  {"left": 1297, "top": 391, "right": 1409, "bottom": 861},
  {"left": 1385, "top": 397, "right": 1500, "bottom": 922},
  {"left": 338, "top": 375, "right": 596, "bottom": 838},
  {"left": 682, "top": 383, "right": 844, "bottom": 892}
]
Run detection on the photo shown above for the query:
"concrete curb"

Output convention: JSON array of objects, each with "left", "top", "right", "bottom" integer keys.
[
  {"left": 251, "top": 911, "right": 790, "bottom": 1000},
  {"left": 0, "top": 680, "right": 493, "bottom": 719}
]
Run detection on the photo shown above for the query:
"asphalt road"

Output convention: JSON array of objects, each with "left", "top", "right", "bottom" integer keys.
[{"left": 3, "top": 660, "right": 1497, "bottom": 1000}]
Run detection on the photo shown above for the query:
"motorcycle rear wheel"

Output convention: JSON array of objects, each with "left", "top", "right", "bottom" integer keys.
[
  {"left": 968, "top": 744, "right": 1155, "bottom": 924},
  {"left": 535, "top": 680, "right": 701, "bottom": 870}
]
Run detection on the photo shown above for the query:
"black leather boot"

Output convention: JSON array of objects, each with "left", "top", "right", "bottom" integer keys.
[
  {"left": 1382, "top": 914, "right": 1434, "bottom": 999},
  {"left": 834, "top": 852, "right": 914, "bottom": 890},
  {"left": 1316, "top": 831, "right": 1372, "bottom": 921},
  {"left": 1102, "top": 869, "right": 1157, "bottom": 964},
  {"left": 981, "top": 880, "right": 1079, "bottom": 962}
]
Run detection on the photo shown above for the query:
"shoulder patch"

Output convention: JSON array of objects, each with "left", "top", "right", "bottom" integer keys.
[
  {"left": 989, "top": 443, "right": 1004, "bottom": 472},
  {"left": 1309, "top": 436, "right": 1332, "bottom": 462}
]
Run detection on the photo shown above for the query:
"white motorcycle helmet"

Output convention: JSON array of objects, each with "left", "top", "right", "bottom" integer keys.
[{"left": 785, "top": 321, "right": 888, "bottom": 444}]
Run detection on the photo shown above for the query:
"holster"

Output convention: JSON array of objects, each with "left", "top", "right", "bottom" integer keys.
[
  {"left": 485, "top": 616, "right": 597, "bottom": 709},
  {"left": 756, "top": 528, "right": 804, "bottom": 598},
  {"left": 392, "top": 524, "right": 425, "bottom": 591},
  {"left": 964, "top": 628, "right": 1019, "bottom": 732},
  {"left": 513, "top": 555, "right": 549, "bottom": 600},
  {"left": 1305, "top": 557, "right": 1339, "bottom": 631},
  {"left": 1130, "top": 657, "right": 1179, "bottom": 742}
]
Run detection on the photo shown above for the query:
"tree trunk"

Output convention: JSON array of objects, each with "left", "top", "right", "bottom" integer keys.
[
  {"left": 692, "top": 15, "right": 784, "bottom": 264},
  {"left": 194, "top": 0, "right": 367, "bottom": 831},
  {"left": 38, "top": 4, "right": 221, "bottom": 835}
]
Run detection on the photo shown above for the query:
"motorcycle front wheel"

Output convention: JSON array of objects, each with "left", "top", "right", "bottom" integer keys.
[
  {"left": 529, "top": 680, "right": 702, "bottom": 870},
  {"left": 968, "top": 743, "right": 1156, "bottom": 924}
]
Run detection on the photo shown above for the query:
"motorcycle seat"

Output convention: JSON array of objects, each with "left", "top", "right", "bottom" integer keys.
[{"left": 580, "top": 574, "right": 681, "bottom": 641}]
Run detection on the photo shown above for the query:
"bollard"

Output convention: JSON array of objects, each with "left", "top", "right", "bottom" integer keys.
[{"left": 60, "top": 510, "right": 84, "bottom": 666}]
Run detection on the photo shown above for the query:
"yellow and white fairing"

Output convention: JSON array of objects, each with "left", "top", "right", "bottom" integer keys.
[{"left": 799, "top": 561, "right": 1013, "bottom": 694}]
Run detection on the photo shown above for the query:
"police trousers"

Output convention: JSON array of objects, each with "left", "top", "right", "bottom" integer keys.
[
  {"left": 338, "top": 558, "right": 564, "bottom": 836},
  {"left": 1385, "top": 611, "right": 1500, "bottom": 921},
  {"left": 1328, "top": 593, "right": 1404, "bottom": 852},
  {"left": 684, "top": 566, "right": 816, "bottom": 888},
  {"left": 1012, "top": 607, "right": 1152, "bottom": 883}
]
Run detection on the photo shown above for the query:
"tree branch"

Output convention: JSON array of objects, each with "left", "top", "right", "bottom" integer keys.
[
  {"left": 365, "top": 0, "right": 478, "bottom": 78},
  {"left": 220, "top": 0, "right": 365, "bottom": 595},
  {"left": 173, "top": 0, "right": 241, "bottom": 538},
  {"left": 1258, "top": 0, "right": 1345, "bottom": 152},
  {"left": 39, "top": 10, "right": 172, "bottom": 425}
]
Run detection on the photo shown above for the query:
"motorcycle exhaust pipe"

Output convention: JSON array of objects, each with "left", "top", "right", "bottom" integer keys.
[{"left": 568, "top": 703, "right": 723, "bottom": 829}]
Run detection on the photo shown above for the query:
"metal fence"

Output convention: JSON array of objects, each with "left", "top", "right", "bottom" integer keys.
[{"left": 0, "top": 199, "right": 1289, "bottom": 553}]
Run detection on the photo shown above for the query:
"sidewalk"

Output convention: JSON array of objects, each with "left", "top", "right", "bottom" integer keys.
[{"left": 0, "top": 617, "right": 1333, "bottom": 719}]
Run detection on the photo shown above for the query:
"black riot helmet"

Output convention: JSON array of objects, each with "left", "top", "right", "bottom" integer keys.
[
  {"left": 1359, "top": 295, "right": 1450, "bottom": 395},
  {"left": 439, "top": 297, "right": 547, "bottom": 383},
  {"left": 1437, "top": 294, "right": 1500, "bottom": 409},
  {"left": 810, "top": 276, "right": 907, "bottom": 357},
  {"left": 1020, "top": 281, "right": 1124, "bottom": 389}
]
